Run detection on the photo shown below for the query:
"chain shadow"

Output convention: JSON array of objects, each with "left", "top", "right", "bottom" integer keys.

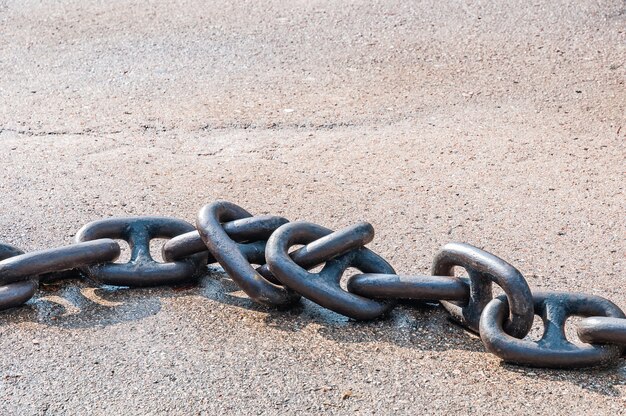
[
  {"left": 193, "top": 269, "right": 487, "bottom": 356},
  {"left": 259, "top": 299, "right": 625, "bottom": 397},
  {"left": 262, "top": 299, "right": 486, "bottom": 352},
  {"left": 497, "top": 362, "right": 625, "bottom": 397},
  {"left": 173, "top": 272, "right": 626, "bottom": 398},
  {"left": 181, "top": 275, "right": 626, "bottom": 398},
  {"left": 0, "top": 279, "right": 163, "bottom": 328},
  {"left": 192, "top": 271, "right": 626, "bottom": 398},
  {"left": 0, "top": 266, "right": 276, "bottom": 329},
  {"left": 3, "top": 268, "right": 623, "bottom": 398}
]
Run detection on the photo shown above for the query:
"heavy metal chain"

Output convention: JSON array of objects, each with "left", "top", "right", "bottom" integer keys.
[{"left": 1, "top": 200, "right": 624, "bottom": 369}]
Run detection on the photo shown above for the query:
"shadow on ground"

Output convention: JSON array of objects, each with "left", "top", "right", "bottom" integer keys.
[{"left": 1, "top": 266, "right": 624, "bottom": 398}]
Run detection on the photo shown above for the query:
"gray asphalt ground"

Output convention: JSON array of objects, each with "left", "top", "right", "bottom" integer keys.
[{"left": 1, "top": 0, "right": 625, "bottom": 415}]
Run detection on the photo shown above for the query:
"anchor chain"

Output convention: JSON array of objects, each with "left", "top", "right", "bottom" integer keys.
[{"left": 0, "top": 200, "right": 623, "bottom": 369}]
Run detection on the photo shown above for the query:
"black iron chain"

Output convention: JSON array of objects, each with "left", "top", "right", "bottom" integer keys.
[{"left": 0, "top": 200, "right": 624, "bottom": 369}]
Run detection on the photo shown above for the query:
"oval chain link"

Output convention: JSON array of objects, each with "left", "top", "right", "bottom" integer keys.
[
  {"left": 265, "top": 221, "right": 396, "bottom": 320},
  {"left": 431, "top": 242, "right": 534, "bottom": 339},
  {"left": 0, "top": 200, "right": 623, "bottom": 370},
  {"left": 196, "top": 201, "right": 300, "bottom": 307},
  {"left": 163, "top": 215, "right": 289, "bottom": 262},
  {"left": 577, "top": 316, "right": 626, "bottom": 349},
  {"left": 0, "top": 239, "right": 120, "bottom": 310},
  {"left": 479, "top": 292, "right": 625, "bottom": 368},
  {"left": 0, "top": 242, "right": 38, "bottom": 310},
  {"left": 346, "top": 273, "right": 469, "bottom": 302},
  {"left": 75, "top": 217, "right": 206, "bottom": 287}
]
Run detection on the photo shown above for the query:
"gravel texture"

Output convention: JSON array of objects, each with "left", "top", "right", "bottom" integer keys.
[{"left": 0, "top": 0, "right": 625, "bottom": 415}]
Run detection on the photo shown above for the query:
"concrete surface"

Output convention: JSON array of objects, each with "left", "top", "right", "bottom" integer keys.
[{"left": 0, "top": 0, "right": 625, "bottom": 414}]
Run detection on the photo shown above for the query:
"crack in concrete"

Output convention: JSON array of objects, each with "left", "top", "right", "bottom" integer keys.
[
  {"left": 0, "top": 120, "right": 362, "bottom": 138},
  {"left": 199, "top": 121, "right": 359, "bottom": 132},
  {"left": 0, "top": 127, "right": 123, "bottom": 137}
]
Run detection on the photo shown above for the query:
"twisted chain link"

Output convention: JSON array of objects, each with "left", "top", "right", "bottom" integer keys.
[{"left": 0, "top": 200, "right": 624, "bottom": 369}]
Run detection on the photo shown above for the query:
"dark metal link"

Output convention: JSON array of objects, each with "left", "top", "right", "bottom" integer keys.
[
  {"left": 577, "top": 316, "right": 626, "bottom": 348},
  {"left": 479, "top": 291, "right": 626, "bottom": 368},
  {"left": 238, "top": 241, "right": 269, "bottom": 265},
  {"left": 196, "top": 201, "right": 300, "bottom": 307},
  {"left": 162, "top": 215, "right": 289, "bottom": 262},
  {"left": 0, "top": 242, "right": 23, "bottom": 260},
  {"left": 346, "top": 273, "right": 470, "bottom": 301},
  {"left": 0, "top": 240, "right": 120, "bottom": 310},
  {"left": 0, "top": 239, "right": 121, "bottom": 285},
  {"left": 256, "top": 219, "right": 377, "bottom": 283},
  {"left": 0, "top": 281, "right": 38, "bottom": 311},
  {"left": 0, "top": 242, "right": 37, "bottom": 310},
  {"left": 265, "top": 221, "right": 396, "bottom": 320},
  {"left": 75, "top": 217, "right": 206, "bottom": 287},
  {"left": 0, "top": 200, "right": 623, "bottom": 371},
  {"left": 431, "top": 242, "right": 534, "bottom": 339}
]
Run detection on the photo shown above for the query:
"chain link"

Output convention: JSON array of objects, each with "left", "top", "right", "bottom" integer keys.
[
  {"left": 431, "top": 242, "right": 535, "bottom": 339},
  {"left": 479, "top": 292, "right": 625, "bottom": 368},
  {"left": 346, "top": 273, "right": 469, "bottom": 302},
  {"left": 75, "top": 217, "right": 206, "bottom": 287},
  {"left": 0, "top": 243, "right": 37, "bottom": 310},
  {"left": 0, "top": 199, "right": 623, "bottom": 369},
  {"left": 265, "top": 221, "right": 395, "bottom": 320},
  {"left": 577, "top": 317, "right": 626, "bottom": 350},
  {"left": 196, "top": 201, "right": 300, "bottom": 307}
]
